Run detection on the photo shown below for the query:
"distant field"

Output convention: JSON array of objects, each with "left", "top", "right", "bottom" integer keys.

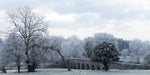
[{"left": 1, "top": 68, "right": 150, "bottom": 75}]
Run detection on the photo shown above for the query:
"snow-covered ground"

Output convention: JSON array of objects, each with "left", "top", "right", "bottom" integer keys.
[{"left": 1, "top": 68, "right": 150, "bottom": 75}]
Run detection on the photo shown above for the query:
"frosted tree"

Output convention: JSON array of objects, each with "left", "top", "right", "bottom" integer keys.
[
  {"left": 23, "top": 32, "right": 52, "bottom": 71},
  {"left": 120, "top": 49, "right": 130, "bottom": 62},
  {"left": 84, "top": 37, "right": 95, "bottom": 58},
  {"left": 48, "top": 36, "right": 71, "bottom": 71},
  {"left": 93, "top": 33, "right": 118, "bottom": 47},
  {"left": 37, "top": 36, "right": 52, "bottom": 68},
  {"left": 7, "top": 7, "right": 47, "bottom": 72},
  {"left": 0, "top": 38, "right": 3, "bottom": 58},
  {"left": 142, "top": 41, "right": 150, "bottom": 56},
  {"left": 61, "top": 36, "right": 85, "bottom": 59},
  {"left": 119, "top": 40, "right": 150, "bottom": 63},
  {"left": 27, "top": 38, "right": 44, "bottom": 71},
  {"left": 117, "top": 39, "right": 130, "bottom": 52},
  {"left": 129, "top": 39, "right": 143, "bottom": 63},
  {"left": 1, "top": 32, "right": 25, "bottom": 73},
  {"left": 91, "top": 41, "right": 119, "bottom": 71},
  {"left": 84, "top": 33, "right": 118, "bottom": 59},
  {"left": 142, "top": 41, "right": 150, "bottom": 64},
  {"left": 144, "top": 52, "right": 150, "bottom": 64},
  {"left": 48, "top": 36, "right": 64, "bottom": 62},
  {"left": 0, "top": 39, "right": 7, "bottom": 73}
]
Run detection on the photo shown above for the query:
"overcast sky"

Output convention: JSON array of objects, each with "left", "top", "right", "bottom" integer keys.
[{"left": 0, "top": 0, "right": 150, "bottom": 41}]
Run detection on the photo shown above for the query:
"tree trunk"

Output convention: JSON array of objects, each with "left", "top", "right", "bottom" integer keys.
[
  {"left": 1, "top": 66, "right": 7, "bottom": 73},
  {"left": 18, "top": 65, "right": 20, "bottom": 73},
  {"left": 17, "top": 59, "right": 21, "bottom": 73},
  {"left": 25, "top": 43, "right": 35, "bottom": 72},
  {"left": 28, "top": 65, "right": 35, "bottom": 72},
  {"left": 103, "top": 63, "right": 109, "bottom": 71},
  {"left": 57, "top": 50, "right": 71, "bottom": 71},
  {"left": 27, "top": 61, "right": 37, "bottom": 72}
]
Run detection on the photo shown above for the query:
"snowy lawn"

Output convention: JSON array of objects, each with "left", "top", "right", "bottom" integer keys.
[{"left": 1, "top": 68, "right": 150, "bottom": 75}]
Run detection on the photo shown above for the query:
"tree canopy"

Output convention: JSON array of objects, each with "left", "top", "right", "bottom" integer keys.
[{"left": 91, "top": 41, "right": 119, "bottom": 71}]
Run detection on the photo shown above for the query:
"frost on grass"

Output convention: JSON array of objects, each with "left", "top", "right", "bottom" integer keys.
[{"left": 1, "top": 69, "right": 150, "bottom": 75}]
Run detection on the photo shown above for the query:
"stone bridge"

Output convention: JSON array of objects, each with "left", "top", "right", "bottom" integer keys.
[
  {"left": 67, "top": 59, "right": 150, "bottom": 70},
  {"left": 67, "top": 59, "right": 103, "bottom": 70}
]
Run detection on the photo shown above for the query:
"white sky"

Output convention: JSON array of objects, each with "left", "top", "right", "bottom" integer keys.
[{"left": 0, "top": 0, "right": 150, "bottom": 41}]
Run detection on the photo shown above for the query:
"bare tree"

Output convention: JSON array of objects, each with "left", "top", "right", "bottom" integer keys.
[
  {"left": 42, "top": 36, "right": 71, "bottom": 71},
  {"left": 0, "top": 39, "right": 7, "bottom": 73},
  {"left": 50, "top": 45, "right": 71, "bottom": 71},
  {"left": 7, "top": 7, "right": 47, "bottom": 72},
  {"left": 0, "top": 32, "right": 25, "bottom": 73},
  {"left": 49, "top": 36, "right": 71, "bottom": 71}
]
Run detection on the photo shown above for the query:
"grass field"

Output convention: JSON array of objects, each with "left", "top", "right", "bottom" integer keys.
[{"left": 1, "top": 68, "right": 150, "bottom": 75}]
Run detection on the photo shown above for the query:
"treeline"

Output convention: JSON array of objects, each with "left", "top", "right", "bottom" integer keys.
[{"left": 84, "top": 33, "right": 150, "bottom": 64}]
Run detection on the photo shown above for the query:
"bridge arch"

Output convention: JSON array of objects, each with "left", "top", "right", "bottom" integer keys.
[
  {"left": 68, "top": 59, "right": 103, "bottom": 70},
  {"left": 69, "top": 62, "right": 72, "bottom": 68},
  {"left": 91, "top": 64, "right": 96, "bottom": 70},
  {"left": 73, "top": 63, "right": 76, "bottom": 69},
  {"left": 86, "top": 64, "right": 90, "bottom": 70},
  {"left": 97, "top": 66, "right": 100, "bottom": 70},
  {"left": 77, "top": 63, "right": 80, "bottom": 69},
  {"left": 81, "top": 63, "right": 85, "bottom": 69}
]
